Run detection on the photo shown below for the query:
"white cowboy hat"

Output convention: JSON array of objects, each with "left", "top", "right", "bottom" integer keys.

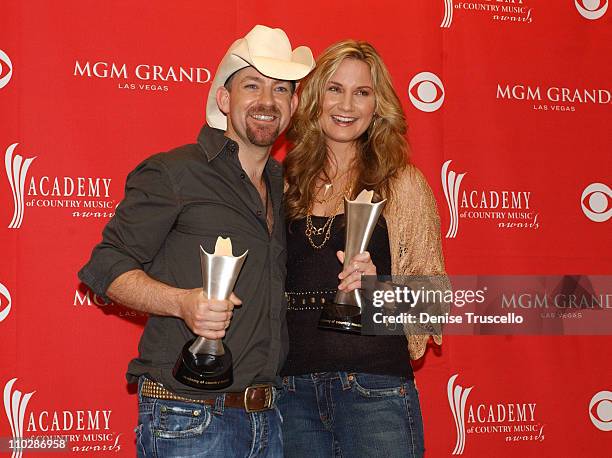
[{"left": 206, "top": 25, "right": 315, "bottom": 130}]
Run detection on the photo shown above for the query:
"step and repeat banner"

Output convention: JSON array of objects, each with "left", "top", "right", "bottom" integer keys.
[{"left": 1, "top": 1, "right": 610, "bottom": 456}]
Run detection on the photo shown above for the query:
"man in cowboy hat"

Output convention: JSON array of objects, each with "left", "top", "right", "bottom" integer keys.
[{"left": 79, "top": 25, "right": 314, "bottom": 456}]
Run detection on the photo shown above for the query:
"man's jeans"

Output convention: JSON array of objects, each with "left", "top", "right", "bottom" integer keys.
[
  {"left": 277, "top": 372, "right": 424, "bottom": 458},
  {"left": 136, "top": 377, "right": 283, "bottom": 457}
]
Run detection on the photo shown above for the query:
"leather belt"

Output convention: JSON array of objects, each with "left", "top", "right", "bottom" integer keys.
[
  {"left": 141, "top": 378, "right": 274, "bottom": 413},
  {"left": 286, "top": 290, "right": 335, "bottom": 311}
]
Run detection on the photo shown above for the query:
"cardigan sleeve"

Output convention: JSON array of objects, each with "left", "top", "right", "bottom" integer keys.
[{"left": 384, "top": 165, "right": 451, "bottom": 359}]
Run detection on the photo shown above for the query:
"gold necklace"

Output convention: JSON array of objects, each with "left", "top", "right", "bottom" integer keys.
[
  {"left": 312, "top": 168, "right": 352, "bottom": 205},
  {"left": 305, "top": 183, "right": 351, "bottom": 249},
  {"left": 314, "top": 187, "right": 346, "bottom": 205}
]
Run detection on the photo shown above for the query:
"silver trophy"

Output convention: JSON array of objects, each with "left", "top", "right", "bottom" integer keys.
[
  {"left": 318, "top": 190, "right": 386, "bottom": 333},
  {"left": 173, "top": 237, "right": 247, "bottom": 389}
]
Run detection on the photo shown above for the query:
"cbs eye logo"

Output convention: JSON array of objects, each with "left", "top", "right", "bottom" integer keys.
[
  {"left": 589, "top": 391, "right": 612, "bottom": 431},
  {"left": 581, "top": 183, "right": 612, "bottom": 223},
  {"left": 575, "top": 0, "right": 608, "bottom": 20},
  {"left": 408, "top": 72, "right": 445, "bottom": 113},
  {"left": 0, "top": 49, "right": 13, "bottom": 89}
]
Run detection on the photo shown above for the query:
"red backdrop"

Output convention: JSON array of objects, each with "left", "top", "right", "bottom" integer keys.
[{"left": 1, "top": 1, "right": 611, "bottom": 456}]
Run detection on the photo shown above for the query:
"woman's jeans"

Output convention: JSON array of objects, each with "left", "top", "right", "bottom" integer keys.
[{"left": 277, "top": 372, "right": 424, "bottom": 458}]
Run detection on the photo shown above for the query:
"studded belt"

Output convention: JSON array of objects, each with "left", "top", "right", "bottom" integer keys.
[
  {"left": 140, "top": 378, "right": 274, "bottom": 413},
  {"left": 286, "top": 290, "right": 336, "bottom": 311}
]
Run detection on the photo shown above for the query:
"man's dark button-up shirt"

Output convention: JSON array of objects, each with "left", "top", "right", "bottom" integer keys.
[{"left": 78, "top": 125, "right": 288, "bottom": 399}]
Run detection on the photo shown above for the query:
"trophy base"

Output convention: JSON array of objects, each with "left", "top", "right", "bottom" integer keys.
[
  {"left": 318, "top": 304, "right": 362, "bottom": 334},
  {"left": 173, "top": 339, "right": 233, "bottom": 390}
]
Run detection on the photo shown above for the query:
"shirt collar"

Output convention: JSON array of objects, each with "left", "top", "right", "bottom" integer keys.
[
  {"left": 196, "top": 124, "right": 283, "bottom": 178},
  {"left": 197, "top": 125, "right": 234, "bottom": 162},
  {"left": 264, "top": 156, "right": 283, "bottom": 178}
]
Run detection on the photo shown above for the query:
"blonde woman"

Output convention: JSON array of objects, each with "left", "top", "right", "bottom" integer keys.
[{"left": 278, "top": 41, "right": 446, "bottom": 458}]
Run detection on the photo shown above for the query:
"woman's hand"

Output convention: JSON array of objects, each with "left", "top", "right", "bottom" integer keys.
[{"left": 337, "top": 251, "right": 377, "bottom": 292}]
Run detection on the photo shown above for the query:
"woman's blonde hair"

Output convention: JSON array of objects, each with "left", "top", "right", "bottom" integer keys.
[{"left": 284, "top": 40, "right": 409, "bottom": 221}]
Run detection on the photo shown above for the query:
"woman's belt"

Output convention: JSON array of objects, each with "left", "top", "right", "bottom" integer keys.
[{"left": 285, "top": 290, "right": 336, "bottom": 311}]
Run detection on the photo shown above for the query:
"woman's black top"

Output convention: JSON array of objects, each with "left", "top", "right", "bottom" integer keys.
[{"left": 281, "top": 214, "right": 413, "bottom": 378}]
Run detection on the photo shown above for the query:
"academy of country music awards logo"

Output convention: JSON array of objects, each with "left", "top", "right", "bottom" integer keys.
[
  {"left": 3, "top": 378, "right": 123, "bottom": 455},
  {"left": 73, "top": 60, "right": 211, "bottom": 92},
  {"left": 441, "top": 160, "right": 540, "bottom": 238},
  {"left": 0, "top": 49, "right": 13, "bottom": 89},
  {"left": 447, "top": 374, "right": 544, "bottom": 455},
  {"left": 440, "top": 0, "right": 609, "bottom": 27},
  {"left": 440, "top": 0, "right": 534, "bottom": 28},
  {"left": 4, "top": 143, "right": 115, "bottom": 229}
]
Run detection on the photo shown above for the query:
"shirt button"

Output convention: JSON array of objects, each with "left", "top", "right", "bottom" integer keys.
[
  {"left": 257, "top": 210, "right": 262, "bottom": 216},
  {"left": 240, "top": 173, "right": 245, "bottom": 179}
]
